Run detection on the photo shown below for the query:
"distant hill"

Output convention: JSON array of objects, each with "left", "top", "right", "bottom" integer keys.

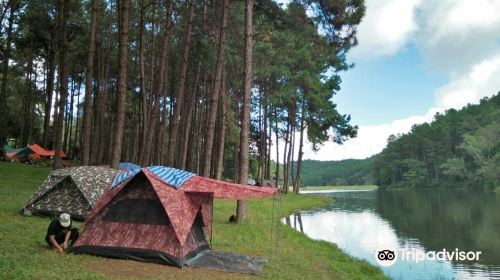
[
  {"left": 296, "top": 159, "right": 373, "bottom": 186},
  {"left": 373, "top": 93, "right": 500, "bottom": 189}
]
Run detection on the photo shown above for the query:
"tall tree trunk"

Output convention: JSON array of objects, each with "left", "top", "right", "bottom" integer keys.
[
  {"left": 138, "top": 0, "right": 148, "bottom": 163},
  {"left": 21, "top": 54, "right": 33, "bottom": 146},
  {"left": 179, "top": 59, "right": 201, "bottom": 169},
  {"left": 64, "top": 78, "right": 76, "bottom": 155},
  {"left": 101, "top": 39, "right": 112, "bottom": 164},
  {"left": 282, "top": 120, "right": 289, "bottom": 192},
  {"left": 53, "top": 0, "right": 69, "bottom": 169},
  {"left": 81, "top": 0, "right": 98, "bottom": 165},
  {"left": 0, "top": 2, "right": 14, "bottom": 146},
  {"left": 202, "top": 0, "right": 229, "bottom": 177},
  {"left": 73, "top": 80, "right": 82, "bottom": 159},
  {"left": 233, "top": 135, "right": 240, "bottom": 182},
  {"left": 289, "top": 117, "right": 295, "bottom": 189},
  {"left": 191, "top": 94, "right": 201, "bottom": 173},
  {"left": 52, "top": 81, "right": 60, "bottom": 141},
  {"left": 215, "top": 77, "right": 227, "bottom": 180},
  {"left": 28, "top": 60, "right": 37, "bottom": 145},
  {"left": 154, "top": 100, "right": 165, "bottom": 165},
  {"left": 94, "top": 39, "right": 110, "bottom": 164},
  {"left": 191, "top": 71, "right": 207, "bottom": 173},
  {"left": 286, "top": 99, "right": 296, "bottom": 192},
  {"left": 274, "top": 107, "right": 280, "bottom": 189},
  {"left": 140, "top": 0, "right": 173, "bottom": 166},
  {"left": 189, "top": 0, "right": 208, "bottom": 170},
  {"left": 166, "top": 0, "right": 195, "bottom": 167},
  {"left": 236, "top": 0, "right": 254, "bottom": 222},
  {"left": 104, "top": 70, "right": 116, "bottom": 165},
  {"left": 258, "top": 93, "right": 264, "bottom": 184},
  {"left": 265, "top": 103, "right": 271, "bottom": 179},
  {"left": 132, "top": 100, "right": 140, "bottom": 162},
  {"left": 63, "top": 79, "right": 72, "bottom": 154},
  {"left": 294, "top": 104, "right": 305, "bottom": 193},
  {"left": 42, "top": 47, "right": 55, "bottom": 148},
  {"left": 110, "top": 0, "right": 131, "bottom": 169},
  {"left": 144, "top": 1, "right": 159, "bottom": 166}
]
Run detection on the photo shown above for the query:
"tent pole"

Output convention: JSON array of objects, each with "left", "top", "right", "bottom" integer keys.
[
  {"left": 269, "top": 193, "right": 275, "bottom": 260},
  {"left": 275, "top": 194, "right": 281, "bottom": 263},
  {"left": 210, "top": 196, "right": 214, "bottom": 246}
]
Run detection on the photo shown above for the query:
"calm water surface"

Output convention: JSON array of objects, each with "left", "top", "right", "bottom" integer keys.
[{"left": 284, "top": 189, "right": 500, "bottom": 280}]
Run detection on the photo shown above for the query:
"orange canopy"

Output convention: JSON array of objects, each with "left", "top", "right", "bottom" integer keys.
[{"left": 28, "top": 144, "right": 66, "bottom": 158}]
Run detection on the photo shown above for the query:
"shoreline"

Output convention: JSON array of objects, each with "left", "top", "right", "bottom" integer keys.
[
  {"left": 300, "top": 185, "right": 379, "bottom": 192},
  {"left": 300, "top": 189, "right": 375, "bottom": 194}
]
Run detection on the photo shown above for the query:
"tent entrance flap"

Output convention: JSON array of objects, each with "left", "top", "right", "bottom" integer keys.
[
  {"left": 186, "top": 250, "right": 267, "bottom": 275},
  {"left": 31, "top": 178, "right": 90, "bottom": 220}
]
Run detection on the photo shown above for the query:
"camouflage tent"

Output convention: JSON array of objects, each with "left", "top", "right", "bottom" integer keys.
[{"left": 22, "top": 166, "right": 119, "bottom": 221}]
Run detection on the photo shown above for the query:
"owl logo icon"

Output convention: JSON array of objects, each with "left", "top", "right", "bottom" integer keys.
[{"left": 375, "top": 247, "right": 398, "bottom": 267}]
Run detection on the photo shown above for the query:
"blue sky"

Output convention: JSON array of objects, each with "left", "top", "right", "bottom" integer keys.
[
  {"left": 335, "top": 45, "right": 446, "bottom": 126},
  {"left": 299, "top": 0, "right": 500, "bottom": 161}
]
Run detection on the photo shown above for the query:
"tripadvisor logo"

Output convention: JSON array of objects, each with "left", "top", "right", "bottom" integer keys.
[
  {"left": 375, "top": 246, "right": 482, "bottom": 267},
  {"left": 375, "top": 246, "right": 397, "bottom": 267}
]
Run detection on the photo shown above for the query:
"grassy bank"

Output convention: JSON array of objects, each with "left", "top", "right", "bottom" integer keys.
[
  {"left": 301, "top": 185, "right": 378, "bottom": 191},
  {"left": 0, "top": 162, "right": 387, "bottom": 280}
]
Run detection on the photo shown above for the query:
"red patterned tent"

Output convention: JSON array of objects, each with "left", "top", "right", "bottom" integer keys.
[{"left": 72, "top": 166, "right": 277, "bottom": 267}]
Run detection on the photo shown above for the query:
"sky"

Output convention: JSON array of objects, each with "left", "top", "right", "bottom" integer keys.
[{"left": 300, "top": 0, "right": 500, "bottom": 161}]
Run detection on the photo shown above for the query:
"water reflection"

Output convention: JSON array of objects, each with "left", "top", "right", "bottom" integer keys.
[
  {"left": 293, "top": 212, "right": 303, "bottom": 233},
  {"left": 376, "top": 190, "right": 500, "bottom": 268},
  {"left": 284, "top": 190, "right": 500, "bottom": 280}
]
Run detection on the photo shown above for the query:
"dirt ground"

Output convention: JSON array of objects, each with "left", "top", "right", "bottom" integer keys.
[{"left": 86, "top": 258, "right": 256, "bottom": 280}]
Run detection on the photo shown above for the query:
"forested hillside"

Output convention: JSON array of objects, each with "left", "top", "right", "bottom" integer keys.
[
  {"left": 373, "top": 93, "right": 500, "bottom": 189},
  {"left": 296, "top": 159, "right": 373, "bottom": 186}
]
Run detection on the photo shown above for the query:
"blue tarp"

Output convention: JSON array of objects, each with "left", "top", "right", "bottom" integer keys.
[
  {"left": 118, "top": 162, "right": 141, "bottom": 170},
  {"left": 147, "top": 166, "right": 195, "bottom": 189},
  {"left": 110, "top": 166, "right": 195, "bottom": 190}
]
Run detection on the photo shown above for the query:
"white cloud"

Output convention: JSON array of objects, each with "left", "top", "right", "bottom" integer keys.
[
  {"left": 350, "top": 0, "right": 422, "bottom": 59},
  {"left": 416, "top": 0, "right": 500, "bottom": 74},
  {"left": 435, "top": 55, "right": 500, "bottom": 109},
  {"left": 416, "top": 0, "right": 500, "bottom": 114},
  {"left": 352, "top": 0, "right": 500, "bottom": 66},
  {"left": 301, "top": 108, "right": 440, "bottom": 161},
  {"left": 445, "top": 0, "right": 499, "bottom": 28}
]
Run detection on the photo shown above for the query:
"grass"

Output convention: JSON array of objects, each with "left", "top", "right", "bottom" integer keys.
[
  {"left": 0, "top": 162, "right": 387, "bottom": 280},
  {"left": 301, "top": 185, "right": 379, "bottom": 191}
]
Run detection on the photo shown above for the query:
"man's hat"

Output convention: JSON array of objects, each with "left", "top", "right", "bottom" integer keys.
[{"left": 59, "top": 213, "right": 71, "bottom": 227}]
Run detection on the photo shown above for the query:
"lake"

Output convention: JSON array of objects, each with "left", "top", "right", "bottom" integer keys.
[{"left": 284, "top": 189, "right": 500, "bottom": 280}]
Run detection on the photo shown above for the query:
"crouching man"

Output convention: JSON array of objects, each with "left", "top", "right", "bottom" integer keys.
[{"left": 45, "top": 213, "right": 79, "bottom": 253}]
